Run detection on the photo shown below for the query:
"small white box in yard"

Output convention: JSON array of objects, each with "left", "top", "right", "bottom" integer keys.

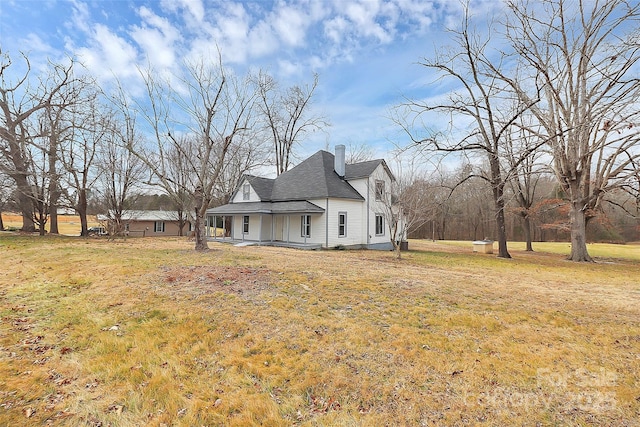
[{"left": 473, "top": 240, "right": 494, "bottom": 254}]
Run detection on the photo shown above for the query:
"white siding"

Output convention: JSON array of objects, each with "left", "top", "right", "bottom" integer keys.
[
  {"left": 324, "top": 198, "right": 364, "bottom": 248},
  {"left": 345, "top": 164, "right": 394, "bottom": 248},
  {"left": 368, "top": 163, "right": 394, "bottom": 246},
  {"left": 231, "top": 179, "right": 261, "bottom": 203}
]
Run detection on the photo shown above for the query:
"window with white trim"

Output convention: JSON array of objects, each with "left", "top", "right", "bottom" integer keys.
[
  {"left": 375, "top": 214, "right": 384, "bottom": 236},
  {"left": 375, "top": 180, "right": 385, "bottom": 201},
  {"left": 154, "top": 221, "right": 165, "bottom": 233},
  {"left": 301, "top": 215, "right": 311, "bottom": 238},
  {"left": 243, "top": 216, "right": 250, "bottom": 234},
  {"left": 338, "top": 212, "right": 347, "bottom": 237},
  {"left": 243, "top": 183, "right": 251, "bottom": 200}
]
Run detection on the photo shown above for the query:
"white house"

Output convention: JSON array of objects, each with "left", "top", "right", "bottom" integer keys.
[{"left": 206, "top": 145, "right": 398, "bottom": 249}]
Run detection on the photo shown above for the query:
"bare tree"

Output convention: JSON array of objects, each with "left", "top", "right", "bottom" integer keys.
[
  {"left": 502, "top": 0, "right": 640, "bottom": 261},
  {"left": 380, "top": 157, "right": 435, "bottom": 259},
  {"left": 130, "top": 55, "right": 260, "bottom": 251},
  {"left": 256, "top": 72, "right": 327, "bottom": 175},
  {"left": 97, "top": 105, "right": 145, "bottom": 239},
  {"left": 0, "top": 51, "right": 81, "bottom": 232},
  {"left": 504, "top": 115, "right": 548, "bottom": 251},
  {"left": 345, "top": 142, "right": 375, "bottom": 164},
  {"left": 395, "top": 8, "right": 537, "bottom": 258},
  {"left": 59, "top": 94, "right": 106, "bottom": 236}
]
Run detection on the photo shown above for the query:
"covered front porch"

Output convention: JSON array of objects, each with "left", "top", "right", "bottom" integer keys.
[{"left": 206, "top": 201, "right": 325, "bottom": 249}]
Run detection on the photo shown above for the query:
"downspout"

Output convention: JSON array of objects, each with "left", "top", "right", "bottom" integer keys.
[{"left": 325, "top": 198, "right": 329, "bottom": 248}]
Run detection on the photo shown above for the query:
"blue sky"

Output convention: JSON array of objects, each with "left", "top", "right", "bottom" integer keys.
[{"left": 0, "top": 0, "right": 503, "bottom": 160}]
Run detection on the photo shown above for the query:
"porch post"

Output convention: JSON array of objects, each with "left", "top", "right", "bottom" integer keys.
[
  {"left": 259, "top": 214, "right": 263, "bottom": 244},
  {"left": 287, "top": 215, "right": 290, "bottom": 243},
  {"left": 222, "top": 216, "right": 226, "bottom": 241},
  {"left": 214, "top": 216, "right": 217, "bottom": 241}
]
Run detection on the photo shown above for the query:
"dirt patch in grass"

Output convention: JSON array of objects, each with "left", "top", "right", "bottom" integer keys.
[{"left": 155, "top": 265, "right": 273, "bottom": 303}]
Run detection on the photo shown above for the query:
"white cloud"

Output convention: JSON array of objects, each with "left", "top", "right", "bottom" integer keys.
[
  {"left": 68, "top": 0, "right": 91, "bottom": 34},
  {"left": 272, "top": 4, "right": 309, "bottom": 47},
  {"left": 324, "top": 15, "right": 349, "bottom": 44},
  {"left": 75, "top": 24, "right": 139, "bottom": 83},
  {"left": 20, "top": 34, "right": 53, "bottom": 55},
  {"left": 160, "top": 0, "right": 205, "bottom": 23},
  {"left": 131, "top": 6, "right": 181, "bottom": 70},
  {"left": 247, "top": 20, "right": 279, "bottom": 58},
  {"left": 343, "top": 0, "right": 393, "bottom": 43}
]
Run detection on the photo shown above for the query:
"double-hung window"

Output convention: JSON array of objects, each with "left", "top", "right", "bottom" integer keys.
[
  {"left": 154, "top": 221, "right": 165, "bottom": 233},
  {"left": 375, "top": 214, "right": 384, "bottom": 236},
  {"left": 301, "top": 215, "right": 311, "bottom": 238},
  {"left": 243, "top": 215, "right": 250, "bottom": 234},
  {"left": 375, "top": 180, "right": 385, "bottom": 201},
  {"left": 338, "top": 212, "right": 347, "bottom": 237}
]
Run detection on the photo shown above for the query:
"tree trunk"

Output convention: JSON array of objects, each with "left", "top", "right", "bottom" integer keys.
[
  {"left": 193, "top": 185, "right": 209, "bottom": 251},
  {"left": 14, "top": 176, "right": 36, "bottom": 232},
  {"left": 491, "top": 170, "right": 511, "bottom": 259},
  {"left": 0, "top": 212, "right": 4, "bottom": 231},
  {"left": 77, "top": 189, "right": 89, "bottom": 236},
  {"left": 194, "top": 209, "right": 209, "bottom": 251},
  {"left": 48, "top": 144, "right": 60, "bottom": 234},
  {"left": 49, "top": 209, "right": 59, "bottom": 234},
  {"left": 568, "top": 201, "right": 592, "bottom": 262},
  {"left": 523, "top": 215, "right": 533, "bottom": 252},
  {"left": 495, "top": 202, "right": 511, "bottom": 258}
]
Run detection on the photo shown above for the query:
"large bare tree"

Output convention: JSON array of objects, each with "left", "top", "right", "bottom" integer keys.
[
  {"left": 395, "top": 9, "right": 537, "bottom": 258},
  {"left": 130, "top": 56, "right": 260, "bottom": 251},
  {"left": 0, "top": 51, "right": 81, "bottom": 232},
  {"left": 502, "top": 0, "right": 640, "bottom": 261},
  {"left": 256, "top": 72, "right": 327, "bottom": 175}
]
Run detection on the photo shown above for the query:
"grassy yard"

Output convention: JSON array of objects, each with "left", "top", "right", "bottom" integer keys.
[
  {"left": 1, "top": 235, "right": 639, "bottom": 426},
  {"left": 1, "top": 213, "right": 101, "bottom": 236}
]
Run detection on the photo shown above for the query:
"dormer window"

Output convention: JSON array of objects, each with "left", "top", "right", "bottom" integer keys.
[
  {"left": 243, "top": 183, "right": 250, "bottom": 200},
  {"left": 375, "top": 180, "right": 385, "bottom": 201}
]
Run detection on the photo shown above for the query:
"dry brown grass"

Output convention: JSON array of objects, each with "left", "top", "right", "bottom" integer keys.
[{"left": 1, "top": 235, "right": 639, "bottom": 426}]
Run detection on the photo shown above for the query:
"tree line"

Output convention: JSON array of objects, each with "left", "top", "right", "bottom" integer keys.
[
  {"left": 0, "top": 51, "right": 323, "bottom": 250},
  {"left": 392, "top": 0, "right": 640, "bottom": 261}
]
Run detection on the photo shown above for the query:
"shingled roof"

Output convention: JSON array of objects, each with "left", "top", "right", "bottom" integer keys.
[
  {"left": 244, "top": 175, "right": 274, "bottom": 201},
  {"left": 345, "top": 159, "right": 395, "bottom": 181},
  {"left": 270, "top": 150, "right": 364, "bottom": 201},
  {"left": 232, "top": 150, "right": 391, "bottom": 205}
]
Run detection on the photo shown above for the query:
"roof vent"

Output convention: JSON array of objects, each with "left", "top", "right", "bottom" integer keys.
[{"left": 335, "top": 144, "right": 346, "bottom": 177}]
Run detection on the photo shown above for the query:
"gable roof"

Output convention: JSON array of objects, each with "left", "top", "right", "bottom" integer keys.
[
  {"left": 345, "top": 159, "right": 395, "bottom": 181},
  {"left": 244, "top": 175, "right": 274, "bottom": 201},
  {"left": 270, "top": 150, "right": 364, "bottom": 201}
]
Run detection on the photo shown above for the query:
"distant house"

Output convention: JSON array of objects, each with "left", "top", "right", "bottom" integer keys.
[
  {"left": 206, "top": 145, "right": 399, "bottom": 249},
  {"left": 98, "top": 210, "right": 192, "bottom": 237}
]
